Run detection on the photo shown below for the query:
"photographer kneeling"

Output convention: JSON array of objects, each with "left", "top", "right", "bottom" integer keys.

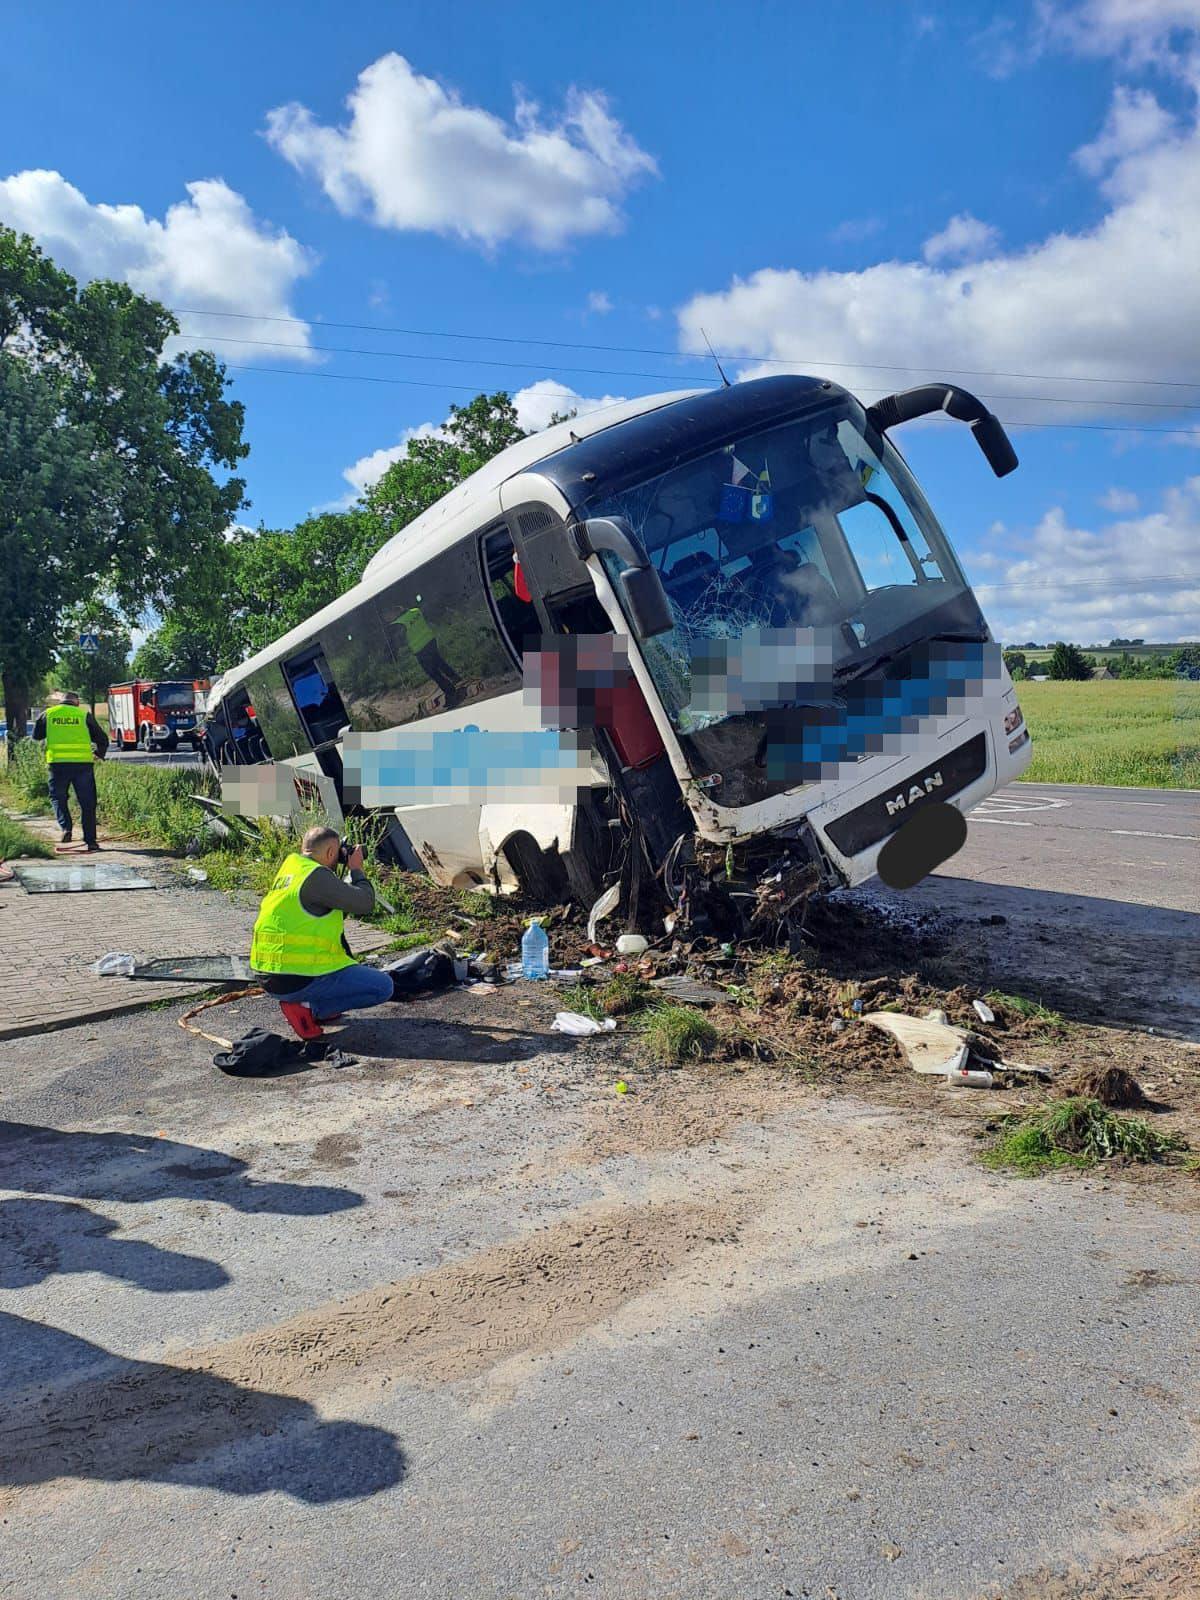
[{"left": 250, "top": 825, "right": 393, "bottom": 1034}]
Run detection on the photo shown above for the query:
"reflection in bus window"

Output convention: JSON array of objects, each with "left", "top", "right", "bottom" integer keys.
[
  {"left": 482, "top": 527, "right": 541, "bottom": 664},
  {"left": 283, "top": 649, "right": 348, "bottom": 747}
]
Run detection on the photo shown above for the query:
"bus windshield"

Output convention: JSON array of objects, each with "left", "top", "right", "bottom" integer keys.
[{"left": 588, "top": 400, "right": 984, "bottom": 740}]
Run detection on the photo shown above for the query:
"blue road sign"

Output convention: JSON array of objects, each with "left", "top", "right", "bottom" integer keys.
[{"left": 78, "top": 633, "right": 100, "bottom": 653}]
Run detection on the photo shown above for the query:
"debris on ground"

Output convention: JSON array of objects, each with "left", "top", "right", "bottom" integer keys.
[
  {"left": 861, "top": 1011, "right": 969, "bottom": 1076},
  {"left": 649, "top": 975, "right": 730, "bottom": 1006},
  {"left": 1056, "top": 1063, "right": 1149, "bottom": 1109},
  {"left": 92, "top": 951, "right": 137, "bottom": 977},
  {"left": 552, "top": 1011, "right": 617, "bottom": 1037},
  {"left": 984, "top": 1097, "right": 1188, "bottom": 1174}
]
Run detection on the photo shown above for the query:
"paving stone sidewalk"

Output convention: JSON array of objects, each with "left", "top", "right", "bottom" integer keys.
[{"left": 0, "top": 815, "right": 390, "bottom": 1040}]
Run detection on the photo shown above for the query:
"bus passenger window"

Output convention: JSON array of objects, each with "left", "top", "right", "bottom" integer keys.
[{"left": 282, "top": 649, "right": 349, "bottom": 747}]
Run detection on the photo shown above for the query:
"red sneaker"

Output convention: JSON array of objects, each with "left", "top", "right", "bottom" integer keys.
[{"left": 279, "top": 1001, "right": 324, "bottom": 1041}]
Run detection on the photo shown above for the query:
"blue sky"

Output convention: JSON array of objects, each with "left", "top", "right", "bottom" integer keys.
[{"left": 3, "top": 0, "right": 1199, "bottom": 644}]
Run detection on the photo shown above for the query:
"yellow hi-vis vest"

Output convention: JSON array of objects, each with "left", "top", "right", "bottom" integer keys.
[
  {"left": 250, "top": 852, "right": 357, "bottom": 976},
  {"left": 44, "top": 703, "right": 95, "bottom": 764}
]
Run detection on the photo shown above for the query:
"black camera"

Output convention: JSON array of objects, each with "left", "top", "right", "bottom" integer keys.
[{"left": 337, "top": 841, "right": 353, "bottom": 868}]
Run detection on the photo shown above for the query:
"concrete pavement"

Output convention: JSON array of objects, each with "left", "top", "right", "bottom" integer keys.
[{"left": 2, "top": 999, "right": 1199, "bottom": 1600}]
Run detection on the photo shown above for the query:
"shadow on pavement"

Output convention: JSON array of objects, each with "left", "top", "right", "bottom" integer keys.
[
  {"left": 0, "top": 1197, "right": 229, "bottom": 1292},
  {"left": 0, "top": 1312, "right": 405, "bottom": 1504},
  {"left": 0, "top": 1122, "right": 364, "bottom": 1214},
  {"left": 347, "top": 1014, "right": 577, "bottom": 1065}
]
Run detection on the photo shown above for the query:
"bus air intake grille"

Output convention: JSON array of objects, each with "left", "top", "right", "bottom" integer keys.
[
  {"left": 823, "top": 733, "right": 988, "bottom": 857},
  {"left": 518, "top": 509, "right": 557, "bottom": 537}
]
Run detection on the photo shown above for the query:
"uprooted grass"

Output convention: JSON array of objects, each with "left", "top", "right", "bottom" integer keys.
[
  {"left": 984, "top": 1096, "right": 1187, "bottom": 1175},
  {"left": 985, "top": 990, "right": 1068, "bottom": 1036},
  {"left": 0, "top": 813, "right": 52, "bottom": 859},
  {"left": 638, "top": 1004, "right": 719, "bottom": 1066}
]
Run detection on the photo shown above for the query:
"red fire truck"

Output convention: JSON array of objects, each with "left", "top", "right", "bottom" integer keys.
[{"left": 107, "top": 680, "right": 204, "bottom": 752}]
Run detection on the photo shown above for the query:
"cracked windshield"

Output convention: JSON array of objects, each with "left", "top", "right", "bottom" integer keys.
[{"left": 594, "top": 404, "right": 974, "bottom": 731}]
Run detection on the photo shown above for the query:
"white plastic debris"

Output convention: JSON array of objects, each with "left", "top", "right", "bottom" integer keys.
[
  {"left": 586, "top": 882, "right": 621, "bottom": 944},
  {"left": 185, "top": 867, "right": 208, "bottom": 883},
  {"left": 947, "top": 1067, "right": 994, "bottom": 1089},
  {"left": 616, "top": 933, "right": 648, "bottom": 957},
  {"left": 92, "top": 952, "right": 136, "bottom": 977},
  {"left": 862, "top": 1011, "right": 970, "bottom": 1076},
  {"left": 923, "top": 1008, "right": 950, "bottom": 1026},
  {"left": 972, "top": 999, "right": 996, "bottom": 1024},
  {"left": 551, "top": 1011, "right": 617, "bottom": 1037}
]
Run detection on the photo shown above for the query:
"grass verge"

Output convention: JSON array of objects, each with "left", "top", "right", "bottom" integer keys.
[
  {"left": 984, "top": 1096, "right": 1187, "bottom": 1175},
  {"left": 0, "top": 814, "right": 52, "bottom": 859}
]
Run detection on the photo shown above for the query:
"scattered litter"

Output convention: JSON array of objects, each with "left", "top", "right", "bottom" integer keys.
[
  {"left": 972, "top": 999, "right": 996, "bottom": 1024},
  {"left": 586, "top": 882, "right": 621, "bottom": 944},
  {"left": 14, "top": 862, "right": 154, "bottom": 894},
  {"left": 466, "top": 981, "right": 499, "bottom": 995},
  {"left": 947, "top": 1067, "right": 994, "bottom": 1089},
  {"left": 212, "top": 1028, "right": 356, "bottom": 1077},
  {"left": 185, "top": 867, "right": 208, "bottom": 883},
  {"left": 581, "top": 956, "right": 605, "bottom": 968},
  {"left": 614, "top": 1080, "right": 630, "bottom": 1094},
  {"left": 505, "top": 961, "right": 582, "bottom": 982},
  {"left": 862, "top": 1011, "right": 971, "bottom": 1076},
  {"left": 551, "top": 1011, "right": 617, "bottom": 1037},
  {"left": 923, "top": 1008, "right": 949, "bottom": 1026},
  {"left": 992, "top": 1058, "right": 1053, "bottom": 1082},
  {"left": 649, "top": 975, "right": 729, "bottom": 1006},
  {"left": 663, "top": 914, "right": 677, "bottom": 935},
  {"left": 616, "top": 933, "right": 648, "bottom": 957},
  {"left": 521, "top": 917, "right": 551, "bottom": 979},
  {"left": 92, "top": 952, "right": 137, "bottom": 977}
]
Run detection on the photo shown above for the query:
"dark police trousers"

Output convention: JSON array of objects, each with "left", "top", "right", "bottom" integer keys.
[{"left": 48, "top": 763, "right": 99, "bottom": 845}]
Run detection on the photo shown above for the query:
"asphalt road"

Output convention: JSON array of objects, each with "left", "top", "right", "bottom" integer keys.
[
  {"left": 859, "top": 782, "right": 1200, "bottom": 1041},
  {"left": 2, "top": 997, "right": 1199, "bottom": 1600}
]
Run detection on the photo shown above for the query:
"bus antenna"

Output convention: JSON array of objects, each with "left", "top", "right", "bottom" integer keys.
[{"left": 700, "top": 328, "right": 731, "bottom": 388}]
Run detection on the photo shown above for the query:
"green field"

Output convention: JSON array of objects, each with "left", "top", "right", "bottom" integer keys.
[{"left": 1017, "top": 679, "right": 1200, "bottom": 788}]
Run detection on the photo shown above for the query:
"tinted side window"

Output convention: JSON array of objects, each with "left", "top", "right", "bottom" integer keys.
[
  {"left": 376, "top": 543, "right": 519, "bottom": 720},
  {"left": 282, "top": 648, "right": 348, "bottom": 748},
  {"left": 319, "top": 601, "right": 411, "bottom": 732},
  {"left": 245, "top": 664, "right": 307, "bottom": 757}
]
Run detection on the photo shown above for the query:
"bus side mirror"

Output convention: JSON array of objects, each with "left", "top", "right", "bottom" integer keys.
[
  {"left": 867, "top": 383, "right": 1019, "bottom": 478},
  {"left": 576, "top": 517, "right": 675, "bottom": 639}
]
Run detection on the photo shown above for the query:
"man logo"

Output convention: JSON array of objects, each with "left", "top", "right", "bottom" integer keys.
[{"left": 885, "top": 769, "right": 944, "bottom": 816}]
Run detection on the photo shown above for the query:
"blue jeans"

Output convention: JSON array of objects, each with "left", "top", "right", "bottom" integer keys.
[
  {"left": 282, "top": 964, "right": 393, "bottom": 1020},
  {"left": 48, "top": 763, "right": 98, "bottom": 845}
]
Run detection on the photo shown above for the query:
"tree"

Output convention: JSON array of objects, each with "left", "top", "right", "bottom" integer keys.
[
  {"left": 49, "top": 599, "right": 131, "bottom": 709},
  {"left": 1169, "top": 645, "right": 1200, "bottom": 680},
  {"left": 1047, "top": 641, "right": 1094, "bottom": 681},
  {"left": 1002, "top": 649, "right": 1027, "bottom": 679},
  {"left": 0, "top": 226, "right": 248, "bottom": 747}
]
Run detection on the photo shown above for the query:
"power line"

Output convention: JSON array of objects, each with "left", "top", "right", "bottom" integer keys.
[
  {"left": 221, "top": 364, "right": 1200, "bottom": 436},
  {"left": 173, "top": 304, "right": 1200, "bottom": 393},
  {"left": 978, "top": 574, "right": 1200, "bottom": 591},
  {"left": 193, "top": 331, "right": 1200, "bottom": 411}
]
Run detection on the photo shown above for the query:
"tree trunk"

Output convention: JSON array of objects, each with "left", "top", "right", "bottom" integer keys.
[{"left": 2, "top": 670, "right": 32, "bottom": 758}]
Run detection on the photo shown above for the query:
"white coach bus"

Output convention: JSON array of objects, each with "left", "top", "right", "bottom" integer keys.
[{"left": 204, "top": 375, "right": 1031, "bottom": 907}]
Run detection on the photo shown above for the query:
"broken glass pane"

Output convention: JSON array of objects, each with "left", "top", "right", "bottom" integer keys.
[
  {"left": 130, "top": 955, "right": 254, "bottom": 983},
  {"left": 13, "top": 863, "right": 155, "bottom": 893}
]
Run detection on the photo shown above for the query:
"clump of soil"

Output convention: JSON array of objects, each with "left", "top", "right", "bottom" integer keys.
[{"left": 1057, "top": 1063, "right": 1148, "bottom": 1109}]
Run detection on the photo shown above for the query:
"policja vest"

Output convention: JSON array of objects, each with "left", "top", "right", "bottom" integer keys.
[
  {"left": 250, "top": 852, "right": 357, "bottom": 977},
  {"left": 397, "top": 605, "right": 434, "bottom": 655},
  {"left": 44, "top": 703, "right": 95, "bottom": 764}
]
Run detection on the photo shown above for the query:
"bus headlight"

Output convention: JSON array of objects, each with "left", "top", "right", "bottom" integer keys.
[{"left": 1004, "top": 706, "right": 1024, "bottom": 735}]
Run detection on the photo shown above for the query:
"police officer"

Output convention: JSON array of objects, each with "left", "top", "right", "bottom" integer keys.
[
  {"left": 250, "top": 826, "right": 393, "bottom": 1036},
  {"left": 33, "top": 691, "right": 109, "bottom": 849}
]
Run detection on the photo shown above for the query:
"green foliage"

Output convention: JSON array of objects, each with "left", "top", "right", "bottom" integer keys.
[
  {"left": 93, "top": 763, "right": 218, "bottom": 853},
  {"left": 1047, "top": 641, "right": 1094, "bottom": 681},
  {"left": 49, "top": 598, "right": 131, "bottom": 700},
  {"left": 3, "top": 738, "right": 53, "bottom": 812},
  {"left": 1002, "top": 650, "right": 1027, "bottom": 678},
  {"left": 0, "top": 813, "right": 52, "bottom": 859},
  {"left": 985, "top": 990, "right": 1068, "bottom": 1034},
  {"left": 984, "top": 1097, "right": 1187, "bottom": 1175},
  {"left": 639, "top": 1004, "right": 719, "bottom": 1066},
  {"left": 0, "top": 225, "right": 247, "bottom": 741}
]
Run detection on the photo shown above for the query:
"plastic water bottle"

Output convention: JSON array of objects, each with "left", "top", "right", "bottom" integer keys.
[{"left": 521, "top": 918, "right": 550, "bottom": 980}]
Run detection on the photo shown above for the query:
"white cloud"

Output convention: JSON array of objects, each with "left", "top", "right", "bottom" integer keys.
[
  {"left": 676, "top": 81, "right": 1200, "bottom": 427},
  {"left": 971, "top": 477, "right": 1200, "bottom": 642},
  {"left": 922, "top": 212, "right": 1002, "bottom": 264},
  {"left": 1074, "top": 85, "right": 1178, "bottom": 173},
  {"left": 1037, "top": 0, "right": 1200, "bottom": 69},
  {"left": 1098, "top": 485, "right": 1140, "bottom": 512},
  {"left": 336, "top": 379, "right": 627, "bottom": 504},
  {"left": 587, "top": 289, "right": 614, "bottom": 314},
  {"left": 0, "top": 171, "right": 315, "bottom": 360},
  {"left": 265, "top": 53, "right": 655, "bottom": 250}
]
